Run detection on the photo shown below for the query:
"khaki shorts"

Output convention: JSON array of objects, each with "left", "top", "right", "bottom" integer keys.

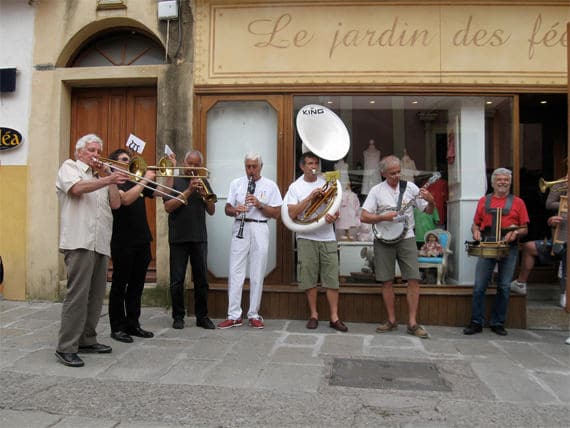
[
  {"left": 374, "top": 237, "right": 421, "bottom": 282},
  {"left": 297, "top": 239, "right": 339, "bottom": 290}
]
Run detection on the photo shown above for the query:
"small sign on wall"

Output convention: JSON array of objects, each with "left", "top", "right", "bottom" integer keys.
[{"left": 0, "top": 128, "right": 23, "bottom": 152}]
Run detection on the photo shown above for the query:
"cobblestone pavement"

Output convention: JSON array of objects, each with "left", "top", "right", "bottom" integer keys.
[{"left": 1, "top": 300, "right": 569, "bottom": 427}]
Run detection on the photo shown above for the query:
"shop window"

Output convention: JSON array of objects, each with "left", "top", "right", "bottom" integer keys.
[
  {"left": 291, "top": 95, "right": 512, "bottom": 285},
  {"left": 69, "top": 30, "right": 164, "bottom": 67},
  {"left": 204, "top": 101, "right": 279, "bottom": 278}
]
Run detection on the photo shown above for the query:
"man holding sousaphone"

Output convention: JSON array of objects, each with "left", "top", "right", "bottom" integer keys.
[
  {"left": 360, "top": 155, "right": 436, "bottom": 339},
  {"left": 463, "top": 168, "right": 529, "bottom": 336},
  {"left": 283, "top": 151, "right": 348, "bottom": 332}
]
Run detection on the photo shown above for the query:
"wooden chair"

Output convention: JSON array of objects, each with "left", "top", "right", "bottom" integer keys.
[{"left": 418, "top": 228, "right": 452, "bottom": 285}]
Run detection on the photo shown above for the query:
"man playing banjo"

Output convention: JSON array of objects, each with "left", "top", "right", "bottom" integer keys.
[{"left": 360, "top": 155, "right": 436, "bottom": 339}]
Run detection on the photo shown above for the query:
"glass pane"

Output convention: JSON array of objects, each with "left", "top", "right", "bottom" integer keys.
[
  {"left": 291, "top": 95, "right": 512, "bottom": 285},
  {"left": 206, "top": 101, "right": 278, "bottom": 277},
  {"left": 70, "top": 32, "right": 164, "bottom": 67}
]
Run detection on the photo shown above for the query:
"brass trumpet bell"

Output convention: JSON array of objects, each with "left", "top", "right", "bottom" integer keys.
[
  {"left": 197, "top": 178, "right": 218, "bottom": 203},
  {"left": 538, "top": 177, "right": 567, "bottom": 193}
]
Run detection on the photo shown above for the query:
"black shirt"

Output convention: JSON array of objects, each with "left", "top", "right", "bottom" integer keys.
[
  {"left": 167, "top": 177, "right": 208, "bottom": 244},
  {"left": 111, "top": 181, "right": 154, "bottom": 248}
]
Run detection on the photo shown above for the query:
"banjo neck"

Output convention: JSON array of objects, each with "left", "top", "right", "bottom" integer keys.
[{"left": 398, "top": 172, "right": 441, "bottom": 214}]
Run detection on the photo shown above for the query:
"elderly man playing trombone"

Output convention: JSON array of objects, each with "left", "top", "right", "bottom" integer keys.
[
  {"left": 55, "top": 134, "right": 128, "bottom": 367},
  {"left": 164, "top": 150, "right": 216, "bottom": 330}
]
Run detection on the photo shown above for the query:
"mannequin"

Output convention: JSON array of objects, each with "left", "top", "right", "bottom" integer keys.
[
  {"left": 336, "top": 182, "right": 360, "bottom": 240},
  {"left": 334, "top": 158, "right": 350, "bottom": 188},
  {"left": 361, "top": 139, "right": 381, "bottom": 194},
  {"left": 401, "top": 148, "right": 417, "bottom": 182}
]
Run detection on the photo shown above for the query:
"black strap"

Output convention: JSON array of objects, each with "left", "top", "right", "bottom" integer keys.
[
  {"left": 396, "top": 180, "right": 407, "bottom": 211},
  {"left": 483, "top": 193, "right": 515, "bottom": 241},
  {"left": 484, "top": 193, "right": 514, "bottom": 215}
]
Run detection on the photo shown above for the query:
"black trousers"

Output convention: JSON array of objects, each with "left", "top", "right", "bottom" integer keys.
[
  {"left": 169, "top": 242, "right": 209, "bottom": 321},
  {"left": 109, "top": 244, "right": 151, "bottom": 332}
]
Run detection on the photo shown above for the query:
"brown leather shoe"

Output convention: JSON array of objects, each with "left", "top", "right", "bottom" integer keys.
[
  {"left": 407, "top": 324, "right": 429, "bottom": 339},
  {"left": 376, "top": 321, "right": 398, "bottom": 333},
  {"left": 306, "top": 317, "right": 318, "bottom": 329},
  {"left": 329, "top": 319, "right": 348, "bottom": 332}
]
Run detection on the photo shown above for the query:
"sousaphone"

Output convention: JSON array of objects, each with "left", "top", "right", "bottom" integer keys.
[{"left": 281, "top": 104, "right": 351, "bottom": 233}]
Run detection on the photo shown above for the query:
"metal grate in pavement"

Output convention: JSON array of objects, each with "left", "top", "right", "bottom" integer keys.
[{"left": 329, "top": 358, "right": 452, "bottom": 392}]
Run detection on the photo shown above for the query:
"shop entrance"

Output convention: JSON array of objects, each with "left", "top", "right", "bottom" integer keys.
[{"left": 69, "top": 87, "right": 158, "bottom": 280}]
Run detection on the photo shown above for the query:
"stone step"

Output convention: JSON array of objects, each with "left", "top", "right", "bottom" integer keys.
[{"left": 527, "top": 302, "right": 570, "bottom": 331}]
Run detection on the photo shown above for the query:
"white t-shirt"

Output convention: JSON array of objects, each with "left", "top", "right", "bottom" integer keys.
[
  {"left": 361, "top": 180, "right": 428, "bottom": 240},
  {"left": 283, "top": 175, "right": 336, "bottom": 241},
  {"left": 226, "top": 175, "right": 282, "bottom": 221}
]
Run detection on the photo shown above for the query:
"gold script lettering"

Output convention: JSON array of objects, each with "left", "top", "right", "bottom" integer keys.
[
  {"left": 1, "top": 131, "right": 21, "bottom": 146},
  {"left": 248, "top": 13, "right": 314, "bottom": 48},
  {"left": 329, "top": 18, "right": 432, "bottom": 59},
  {"left": 528, "top": 14, "right": 567, "bottom": 60},
  {"left": 452, "top": 16, "right": 511, "bottom": 47}
]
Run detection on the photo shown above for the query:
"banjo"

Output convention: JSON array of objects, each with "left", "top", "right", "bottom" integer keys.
[{"left": 372, "top": 172, "right": 441, "bottom": 244}]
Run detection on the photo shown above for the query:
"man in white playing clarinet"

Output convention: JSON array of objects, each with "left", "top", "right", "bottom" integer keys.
[{"left": 218, "top": 152, "right": 282, "bottom": 330}]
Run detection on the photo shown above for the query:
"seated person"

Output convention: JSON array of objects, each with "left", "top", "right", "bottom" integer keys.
[
  {"left": 419, "top": 232, "right": 444, "bottom": 257},
  {"left": 511, "top": 215, "right": 566, "bottom": 307}
]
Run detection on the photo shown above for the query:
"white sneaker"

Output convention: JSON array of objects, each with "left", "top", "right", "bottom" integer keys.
[
  {"left": 566, "top": 337, "right": 570, "bottom": 345},
  {"left": 510, "top": 280, "right": 527, "bottom": 295},
  {"left": 559, "top": 293, "right": 566, "bottom": 308}
]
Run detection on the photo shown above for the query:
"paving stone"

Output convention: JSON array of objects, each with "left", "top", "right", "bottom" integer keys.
[{"left": 0, "top": 409, "right": 61, "bottom": 428}]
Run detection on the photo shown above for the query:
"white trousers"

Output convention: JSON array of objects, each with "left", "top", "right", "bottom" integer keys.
[{"left": 228, "top": 220, "right": 269, "bottom": 320}]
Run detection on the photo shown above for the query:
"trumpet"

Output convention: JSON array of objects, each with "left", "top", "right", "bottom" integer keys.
[
  {"left": 538, "top": 177, "right": 568, "bottom": 193},
  {"left": 187, "top": 168, "right": 217, "bottom": 203},
  {"left": 195, "top": 177, "right": 218, "bottom": 203},
  {"left": 93, "top": 156, "right": 187, "bottom": 204}
]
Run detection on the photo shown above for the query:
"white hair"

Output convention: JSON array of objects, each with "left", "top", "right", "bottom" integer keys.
[
  {"left": 491, "top": 167, "right": 512, "bottom": 184},
  {"left": 75, "top": 134, "right": 103, "bottom": 154},
  {"left": 379, "top": 155, "right": 400, "bottom": 173},
  {"left": 244, "top": 152, "right": 263, "bottom": 166}
]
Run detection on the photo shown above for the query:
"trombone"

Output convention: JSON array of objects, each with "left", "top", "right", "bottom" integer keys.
[
  {"left": 94, "top": 156, "right": 187, "bottom": 204},
  {"left": 142, "top": 157, "right": 216, "bottom": 202},
  {"left": 141, "top": 157, "right": 210, "bottom": 178},
  {"left": 538, "top": 177, "right": 568, "bottom": 193}
]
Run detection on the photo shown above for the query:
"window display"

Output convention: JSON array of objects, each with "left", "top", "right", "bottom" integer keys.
[{"left": 288, "top": 94, "right": 513, "bottom": 285}]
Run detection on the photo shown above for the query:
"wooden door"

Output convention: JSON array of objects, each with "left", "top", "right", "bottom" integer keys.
[{"left": 70, "top": 87, "right": 158, "bottom": 278}]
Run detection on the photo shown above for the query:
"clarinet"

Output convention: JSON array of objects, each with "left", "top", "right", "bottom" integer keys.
[{"left": 236, "top": 175, "right": 256, "bottom": 239}]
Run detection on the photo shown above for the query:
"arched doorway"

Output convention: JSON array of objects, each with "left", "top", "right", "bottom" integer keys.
[{"left": 67, "top": 29, "right": 164, "bottom": 280}]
